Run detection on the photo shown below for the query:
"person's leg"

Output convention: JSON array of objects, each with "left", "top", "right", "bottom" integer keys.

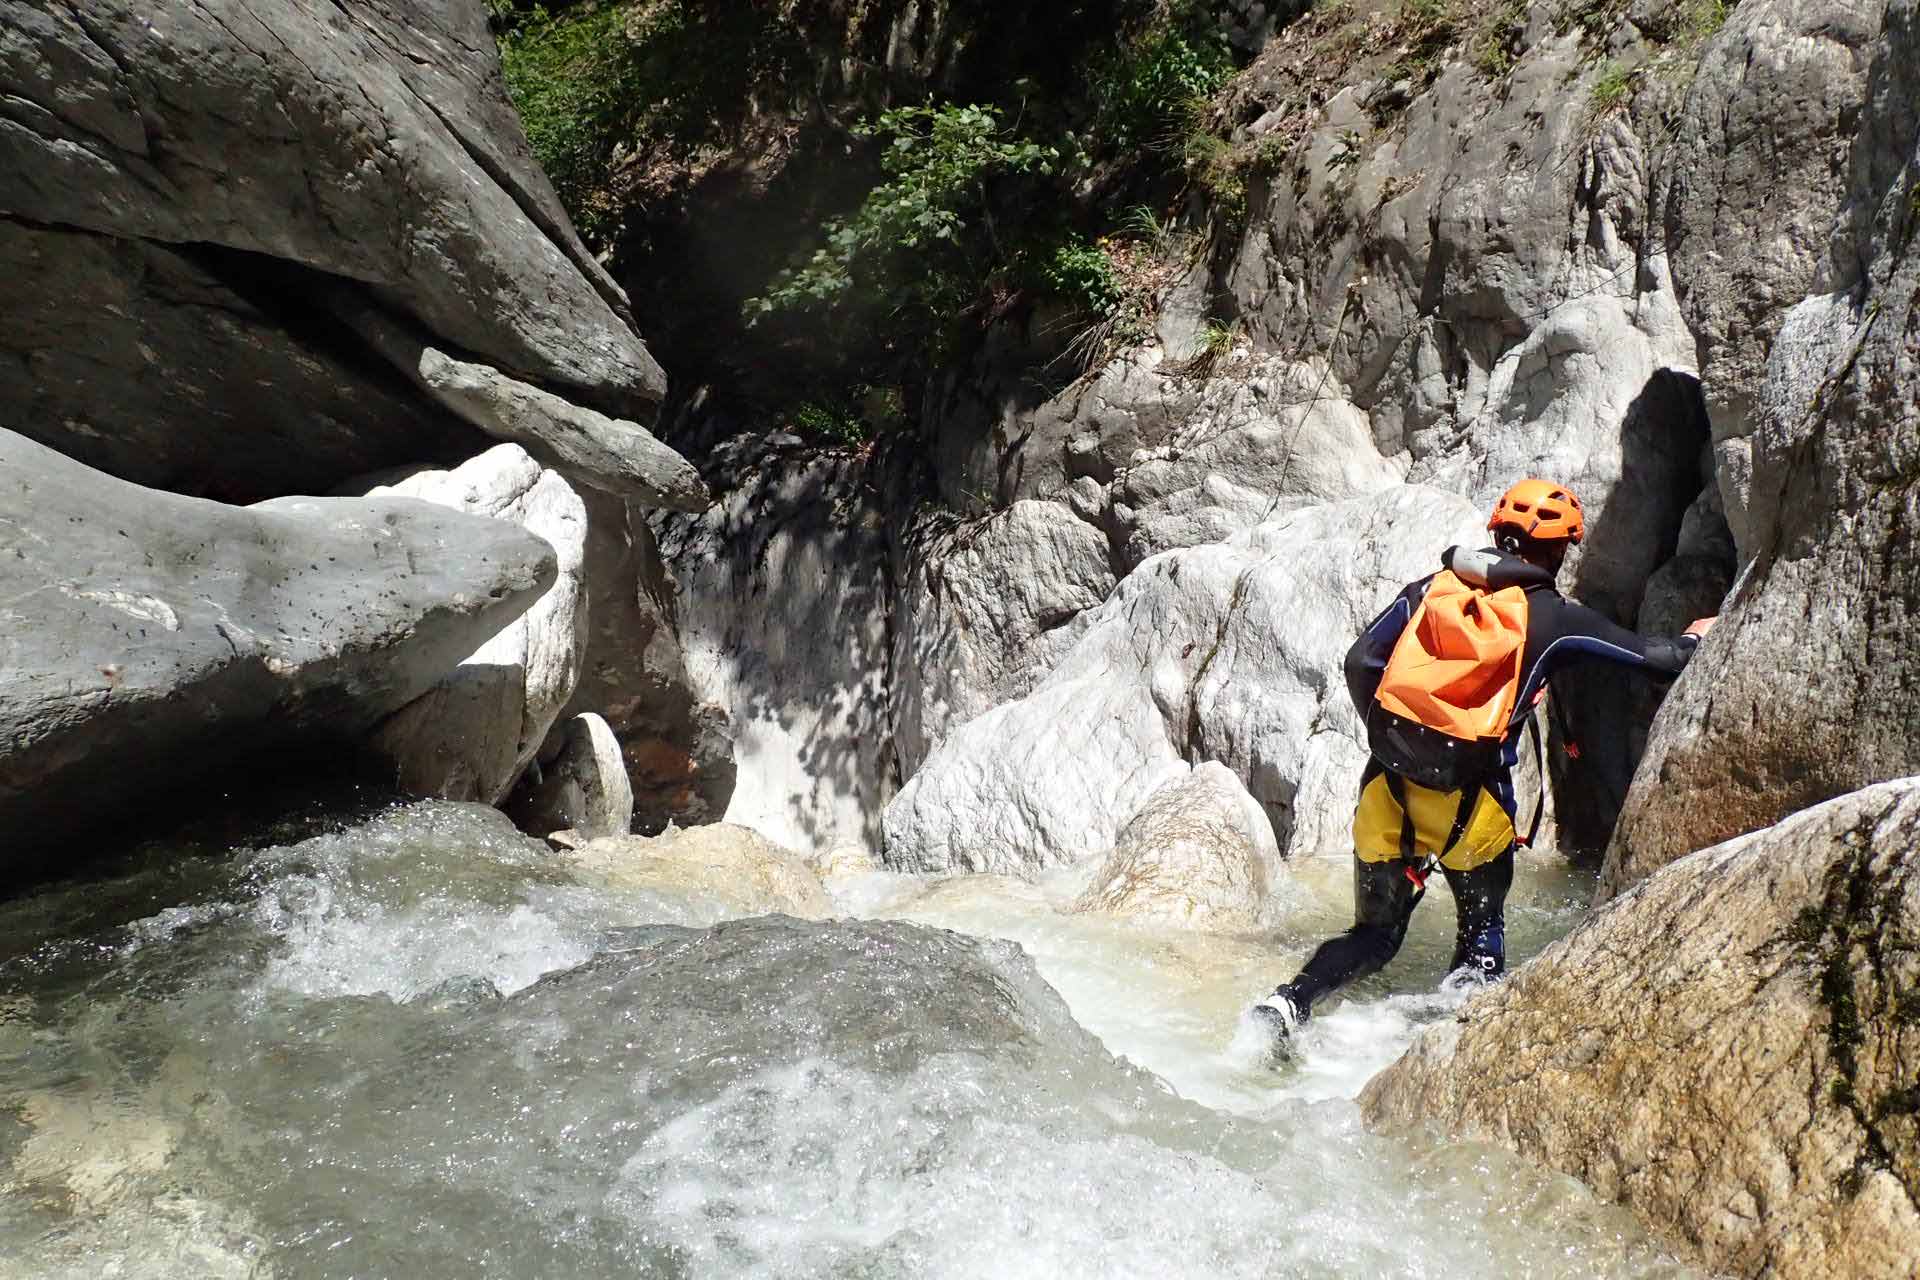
[
  {"left": 1440, "top": 844, "right": 1515, "bottom": 979},
  {"left": 1278, "top": 856, "right": 1421, "bottom": 1016}
]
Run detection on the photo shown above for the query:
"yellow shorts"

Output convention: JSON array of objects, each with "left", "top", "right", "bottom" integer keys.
[{"left": 1352, "top": 771, "right": 1516, "bottom": 871}]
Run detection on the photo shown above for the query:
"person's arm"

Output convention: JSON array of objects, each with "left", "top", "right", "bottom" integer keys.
[
  {"left": 1526, "top": 592, "right": 1704, "bottom": 686},
  {"left": 1344, "top": 576, "right": 1431, "bottom": 717}
]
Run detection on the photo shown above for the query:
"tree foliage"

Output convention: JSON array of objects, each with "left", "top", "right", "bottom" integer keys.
[{"left": 748, "top": 104, "right": 1060, "bottom": 341}]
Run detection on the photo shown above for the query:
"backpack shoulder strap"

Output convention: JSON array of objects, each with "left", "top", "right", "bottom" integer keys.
[{"left": 1519, "top": 710, "right": 1546, "bottom": 849}]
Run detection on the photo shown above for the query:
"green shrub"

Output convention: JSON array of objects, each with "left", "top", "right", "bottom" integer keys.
[
  {"left": 790, "top": 399, "right": 871, "bottom": 446},
  {"left": 1588, "top": 60, "right": 1633, "bottom": 114},
  {"left": 747, "top": 104, "right": 1060, "bottom": 351},
  {"left": 1471, "top": 0, "right": 1529, "bottom": 77},
  {"left": 1043, "top": 240, "right": 1126, "bottom": 316},
  {"left": 497, "top": 1, "right": 807, "bottom": 243},
  {"left": 497, "top": 4, "right": 642, "bottom": 237},
  {"left": 1088, "top": 8, "right": 1235, "bottom": 151}
]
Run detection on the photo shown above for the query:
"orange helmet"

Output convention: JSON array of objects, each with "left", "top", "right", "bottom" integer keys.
[{"left": 1488, "top": 478, "right": 1584, "bottom": 543}]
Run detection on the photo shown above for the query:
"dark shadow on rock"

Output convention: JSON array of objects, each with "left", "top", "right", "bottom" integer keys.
[
  {"left": 1551, "top": 368, "right": 1722, "bottom": 857},
  {"left": 0, "top": 737, "right": 404, "bottom": 903},
  {"left": 648, "top": 430, "right": 908, "bottom": 853}
]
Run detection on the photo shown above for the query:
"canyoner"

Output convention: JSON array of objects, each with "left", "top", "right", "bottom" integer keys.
[{"left": 1251, "top": 479, "right": 1717, "bottom": 1059}]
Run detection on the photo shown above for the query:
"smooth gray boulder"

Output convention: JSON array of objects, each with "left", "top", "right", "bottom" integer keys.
[
  {"left": 1362, "top": 779, "right": 1920, "bottom": 1280},
  {"left": 0, "top": 0, "right": 673, "bottom": 499},
  {"left": 1603, "top": 1, "right": 1920, "bottom": 898},
  {"left": 355, "top": 446, "right": 587, "bottom": 805},
  {"left": 340, "top": 303, "right": 708, "bottom": 510},
  {"left": 0, "top": 429, "right": 555, "bottom": 873}
]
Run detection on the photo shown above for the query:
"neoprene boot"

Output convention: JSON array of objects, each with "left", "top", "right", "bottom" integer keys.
[{"left": 1250, "top": 984, "right": 1307, "bottom": 1061}]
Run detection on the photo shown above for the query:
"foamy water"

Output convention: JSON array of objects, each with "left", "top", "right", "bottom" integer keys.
[{"left": 0, "top": 802, "right": 1692, "bottom": 1279}]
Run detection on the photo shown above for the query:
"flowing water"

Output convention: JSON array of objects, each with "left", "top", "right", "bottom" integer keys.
[{"left": 0, "top": 801, "right": 1699, "bottom": 1279}]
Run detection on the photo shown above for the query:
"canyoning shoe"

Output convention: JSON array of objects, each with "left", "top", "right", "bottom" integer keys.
[{"left": 1249, "top": 986, "right": 1307, "bottom": 1064}]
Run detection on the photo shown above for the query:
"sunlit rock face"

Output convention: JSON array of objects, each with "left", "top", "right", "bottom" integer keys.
[
  {"left": 883, "top": 486, "right": 1485, "bottom": 873},
  {"left": 1604, "top": 0, "right": 1919, "bottom": 895},
  {"left": 0, "top": 0, "right": 671, "bottom": 500},
  {"left": 1364, "top": 779, "right": 1920, "bottom": 1280},
  {"left": 1661, "top": 0, "right": 1885, "bottom": 560},
  {"left": 653, "top": 435, "right": 894, "bottom": 857}
]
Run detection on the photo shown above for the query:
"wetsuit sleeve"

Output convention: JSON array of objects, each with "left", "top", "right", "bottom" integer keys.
[
  {"left": 1519, "top": 592, "right": 1700, "bottom": 703},
  {"left": 1344, "top": 576, "right": 1431, "bottom": 718}
]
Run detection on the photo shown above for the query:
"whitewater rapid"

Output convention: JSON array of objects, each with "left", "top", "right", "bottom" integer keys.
[{"left": 0, "top": 802, "right": 1697, "bottom": 1278}]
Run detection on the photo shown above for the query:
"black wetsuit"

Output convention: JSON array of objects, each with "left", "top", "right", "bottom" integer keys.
[{"left": 1281, "top": 548, "right": 1699, "bottom": 1014}]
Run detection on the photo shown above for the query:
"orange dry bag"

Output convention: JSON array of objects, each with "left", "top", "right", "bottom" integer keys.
[{"left": 1365, "top": 570, "right": 1529, "bottom": 790}]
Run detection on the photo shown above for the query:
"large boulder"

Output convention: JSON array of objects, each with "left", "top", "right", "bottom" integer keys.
[
  {"left": 1361, "top": 779, "right": 1920, "bottom": 1280},
  {"left": 882, "top": 486, "right": 1487, "bottom": 873},
  {"left": 1069, "top": 761, "right": 1281, "bottom": 929},
  {"left": 0, "top": 0, "right": 677, "bottom": 499},
  {"left": 0, "top": 429, "right": 555, "bottom": 876},
  {"left": 1603, "top": 2, "right": 1920, "bottom": 898},
  {"left": 359, "top": 445, "right": 588, "bottom": 804}
]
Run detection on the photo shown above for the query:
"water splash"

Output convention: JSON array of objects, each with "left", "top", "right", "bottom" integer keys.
[{"left": 0, "top": 805, "right": 1691, "bottom": 1279}]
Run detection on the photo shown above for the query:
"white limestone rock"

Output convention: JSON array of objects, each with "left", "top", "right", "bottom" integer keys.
[
  {"left": 1070, "top": 762, "right": 1281, "bottom": 928},
  {"left": 882, "top": 485, "right": 1487, "bottom": 873},
  {"left": 363, "top": 445, "right": 588, "bottom": 803},
  {"left": 891, "top": 498, "right": 1116, "bottom": 775},
  {"left": 1111, "top": 354, "right": 1408, "bottom": 570}
]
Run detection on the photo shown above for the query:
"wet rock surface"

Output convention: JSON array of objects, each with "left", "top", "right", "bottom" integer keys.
[
  {"left": 0, "top": 430, "right": 554, "bottom": 876},
  {"left": 1363, "top": 779, "right": 1920, "bottom": 1280}
]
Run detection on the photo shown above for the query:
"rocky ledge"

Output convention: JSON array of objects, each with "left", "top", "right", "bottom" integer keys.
[{"left": 1361, "top": 779, "right": 1920, "bottom": 1280}]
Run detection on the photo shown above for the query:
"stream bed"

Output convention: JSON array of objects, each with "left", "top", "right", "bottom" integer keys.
[{"left": 0, "top": 802, "right": 1697, "bottom": 1278}]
